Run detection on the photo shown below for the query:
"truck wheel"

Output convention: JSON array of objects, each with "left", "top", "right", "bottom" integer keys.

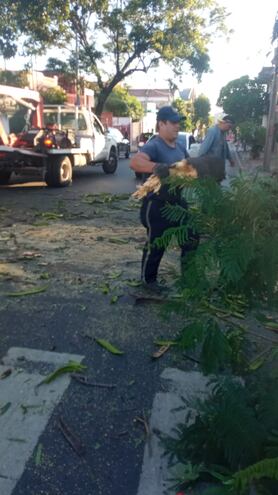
[
  {"left": 45, "top": 156, "right": 72, "bottom": 187},
  {"left": 102, "top": 150, "right": 118, "bottom": 174},
  {"left": 135, "top": 172, "right": 143, "bottom": 180},
  {"left": 0, "top": 171, "right": 11, "bottom": 185}
]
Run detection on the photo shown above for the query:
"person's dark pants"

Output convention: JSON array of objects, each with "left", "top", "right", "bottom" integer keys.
[{"left": 140, "top": 198, "right": 199, "bottom": 284}]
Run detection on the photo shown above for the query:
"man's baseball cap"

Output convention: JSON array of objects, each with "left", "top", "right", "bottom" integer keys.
[
  {"left": 220, "top": 115, "right": 235, "bottom": 125},
  {"left": 157, "top": 106, "right": 185, "bottom": 123}
]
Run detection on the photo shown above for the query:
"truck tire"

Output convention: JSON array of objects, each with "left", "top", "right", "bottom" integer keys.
[
  {"left": 45, "top": 156, "right": 72, "bottom": 187},
  {"left": 102, "top": 150, "right": 118, "bottom": 174},
  {"left": 135, "top": 172, "right": 143, "bottom": 180},
  {"left": 0, "top": 171, "right": 11, "bottom": 185}
]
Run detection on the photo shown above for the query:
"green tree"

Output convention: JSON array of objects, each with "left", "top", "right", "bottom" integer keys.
[
  {"left": 40, "top": 86, "right": 67, "bottom": 104},
  {"left": 193, "top": 94, "right": 211, "bottom": 126},
  {"left": 238, "top": 120, "right": 266, "bottom": 158},
  {"left": 192, "top": 94, "right": 211, "bottom": 138},
  {"left": 217, "top": 76, "right": 267, "bottom": 124},
  {"left": 0, "top": 0, "right": 229, "bottom": 115},
  {"left": 172, "top": 98, "right": 193, "bottom": 132},
  {"left": 0, "top": 1, "right": 18, "bottom": 59},
  {"left": 0, "top": 70, "right": 28, "bottom": 88},
  {"left": 104, "top": 86, "right": 143, "bottom": 120},
  {"left": 45, "top": 58, "right": 75, "bottom": 85}
]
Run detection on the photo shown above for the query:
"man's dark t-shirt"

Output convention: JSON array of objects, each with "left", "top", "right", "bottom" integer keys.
[{"left": 140, "top": 136, "right": 189, "bottom": 205}]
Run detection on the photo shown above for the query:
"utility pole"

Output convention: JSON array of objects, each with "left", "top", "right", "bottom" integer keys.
[
  {"left": 263, "top": 49, "right": 278, "bottom": 172},
  {"left": 75, "top": 31, "right": 80, "bottom": 107}
]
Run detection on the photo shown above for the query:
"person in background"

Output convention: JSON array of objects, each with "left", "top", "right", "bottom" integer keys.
[
  {"left": 198, "top": 115, "right": 235, "bottom": 181},
  {"left": 189, "top": 132, "right": 196, "bottom": 149},
  {"left": 130, "top": 105, "right": 198, "bottom": 293}
]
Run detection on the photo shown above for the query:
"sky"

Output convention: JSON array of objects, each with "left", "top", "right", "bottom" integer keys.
[
  {"left": 2, "top": 0, "right": 277, "bottom": 114},
  {"left": 127, "top": 0, "right": 278, "bottom": 113}
]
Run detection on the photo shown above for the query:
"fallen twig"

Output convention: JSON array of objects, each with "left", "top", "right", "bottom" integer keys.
[
  {"left": 70, "top": 373, "right": 116, "bottom": 389},
  {"left": 134, "top": 411, "right": 150, "bottom": 438},
  {"left": 0, "top": 368, "right": 12, "bottom": 379},
  {"left": 58, "top": 417, "right": 86, "bottom": 457}
]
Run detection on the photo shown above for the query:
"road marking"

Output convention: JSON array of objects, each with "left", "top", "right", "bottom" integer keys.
[
  {"left": 0, "top": 347, "right": 84, "bottom": 495},
  {"left": 136, "top": 368, "right": 209, "bottom": 495}
]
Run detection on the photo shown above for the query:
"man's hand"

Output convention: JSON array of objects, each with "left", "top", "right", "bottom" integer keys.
[{"left": 153, "top": 163, "right": 169, "bottom": 178}]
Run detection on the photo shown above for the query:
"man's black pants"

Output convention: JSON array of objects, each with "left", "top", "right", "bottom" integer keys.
[{"left": 140, "top": 197, "right": 198, "bottom": 284}]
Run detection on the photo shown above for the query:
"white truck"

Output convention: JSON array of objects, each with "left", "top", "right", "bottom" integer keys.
[{"left": 0, "top": 85, "right": 118, "bottom": 187}]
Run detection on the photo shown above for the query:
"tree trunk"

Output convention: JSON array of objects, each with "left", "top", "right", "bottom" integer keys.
[{"left": 95, "top": 89, "right": 111, "bottom": 117}]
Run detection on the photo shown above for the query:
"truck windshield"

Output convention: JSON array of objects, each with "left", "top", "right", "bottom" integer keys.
[{"left": 43, "top": 111, "right": 87, "bottom": 131}]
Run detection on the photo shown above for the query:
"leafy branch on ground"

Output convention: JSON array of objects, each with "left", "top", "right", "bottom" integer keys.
[
  {"left": 157, "top": 174, "right": 278, "bottom": 373},
  {"left": 165, "top": 373, "right": 278, "bottom": 494}
]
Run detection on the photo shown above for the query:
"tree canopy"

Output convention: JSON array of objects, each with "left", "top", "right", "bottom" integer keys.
[
  {"left": 104, "top": 86, "right": 144, "bottom": 120},
  {"left": 40, "top": 87, "right": 67, "bottom": 104},
  {"left": 217, "top": 76, "right": 267, "bottom": 124},
  {"left": 0, "top": 0, "right": 228, "bottom": 115},
  {"left": 0, "top": 70, "right": 28, "bottom": 88},
  {"left": 193, "top": 94, "right": 211, "bottom": 126}
]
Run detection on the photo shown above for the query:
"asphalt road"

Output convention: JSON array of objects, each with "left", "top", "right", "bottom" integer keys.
[
  {"left": 4, "top": 155, "right": 138, "bottom": 195},
  {"left": 0, "top": 157, "right": 191, "bottom": 495}
]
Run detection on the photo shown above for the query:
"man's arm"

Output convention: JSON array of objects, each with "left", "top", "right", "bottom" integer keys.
[
  {"left": 129, "top": 152, "right": 156, "bottom": 174},
  {"left": 198, "top": 127, "right": 216, "bottom": 157}
]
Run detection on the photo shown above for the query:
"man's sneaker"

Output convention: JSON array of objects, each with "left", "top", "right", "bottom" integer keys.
[{"left": 142, "top": 281, "right": 169, "bottom": 295}]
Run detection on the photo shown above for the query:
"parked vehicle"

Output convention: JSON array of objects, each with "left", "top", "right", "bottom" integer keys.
[
  {"left": 176, "top": 131, "right": 191, "bottom": 150},
  {"left": 107, "top": 127, "right": 130, "bottom": 158},
  {"left": 137, "top": 132, "right": 153, "bottom": 152},
  {"left": 0, "top": 85, "right": 118, "bottom": 187},
  {"left": 134, "top": 131, "right": 197, "bottom": 180}
]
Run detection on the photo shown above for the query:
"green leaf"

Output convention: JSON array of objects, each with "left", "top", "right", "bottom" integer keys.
[
  {"left": 40, "top": 211, "right": 63, "bottom": 220},
  {"left": 153, "top": 340, "right": 177, "bottom": 346},
  {"left": 126, "top": 279, "right": 142, "bottom": 287},
  {"left": 3, "top": 286, "right": 48, "bottom": 297},
  {"left": 107, "top": 270, "right": 122, "bottom": 279},
  {"left": 99, "top": 283, "right": 110, "bottom": 294},
  {"left": 34, "top": 443, "right": 43, "bottom": 466},
  {"left": 39, "top": 361, "right": 86, "bottom": 385},
  {"left": 95, "top": 338, "right": 124, "bottom": 355},
  {"left": 110, "top": 295, "right": 118, "bottom": 304}
]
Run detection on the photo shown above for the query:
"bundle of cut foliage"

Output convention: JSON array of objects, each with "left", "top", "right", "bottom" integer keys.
[
  {"left": 156, "top": 173, "right": 278, "bottom": 373},
  {"left": 165, "top": 373, "right": 278, "bottom": 494}
]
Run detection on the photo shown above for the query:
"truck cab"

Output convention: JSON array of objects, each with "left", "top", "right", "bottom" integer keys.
[{"left": 0, "top": 87, "right": 118, "bottom": 187}]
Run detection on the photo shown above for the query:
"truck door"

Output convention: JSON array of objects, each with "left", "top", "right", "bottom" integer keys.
[{"left": 92, "top": 116, "right": 106, "bottom": 161}]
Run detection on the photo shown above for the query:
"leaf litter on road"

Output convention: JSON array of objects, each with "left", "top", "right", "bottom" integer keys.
[
  {"left": 0, "top": 368, "right": 12, "bottom": 379},
  {"left": 59, "top": 417, "right": 86, "bottom": 457},
  {"left": 3, "top": 286, "right": 48, "bottom": 297},
  {"left": 71, "top": 373, "right": 116, "bottom": 389},
  {"left": 0, "top": 402, "right": 12, "bottom": 416},
  {"left": 95, "top": 338, "right": 124, "bottom": 355},
  {"left": 151, "top": 344, "right": 171, "bottom": 359},
  {"left": 37, "top": 361, "right": 87, "bottom": 387},
  {"left": 34, "top": 443, "right": 43, "bottom": 466}
]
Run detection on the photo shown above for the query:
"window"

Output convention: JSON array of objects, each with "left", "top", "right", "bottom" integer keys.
[
  {"left": 43, "top": 110, "right": 87, "bottom": 131},
  {"left": 93, "top": 117, "right": 104, "bottom": 135}
]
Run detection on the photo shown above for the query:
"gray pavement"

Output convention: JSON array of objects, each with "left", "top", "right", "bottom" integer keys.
[{"left": 0, "top": 348, "right": 84, "bottom": 495}]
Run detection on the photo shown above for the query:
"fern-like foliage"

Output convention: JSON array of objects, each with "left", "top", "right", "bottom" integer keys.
[
  {"left": 165, "top": 173, "right": 278, "bottom": 303},
  {"left": 158, "top": 173, "right": 278, "bottom": 373},
  {"left": 230, "top": 457, "right": 278, "bottom": 493},
  {"left": 167, "top": 374, "right": 278, "bottom": 494}
]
